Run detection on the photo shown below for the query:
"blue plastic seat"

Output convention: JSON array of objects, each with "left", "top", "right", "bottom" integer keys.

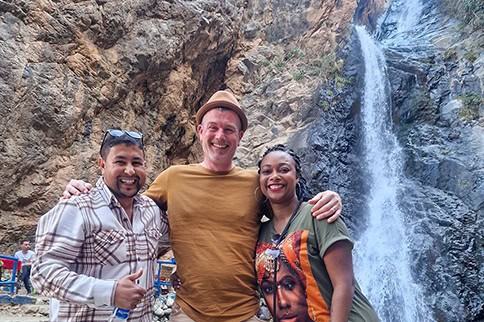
[{"left": 0, "top": 255, "right": 21, "bottom": 295}]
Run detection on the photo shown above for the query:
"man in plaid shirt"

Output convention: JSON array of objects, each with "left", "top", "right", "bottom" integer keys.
[{"left": 31, "top": 130, "right": 169, "bottom": 321}]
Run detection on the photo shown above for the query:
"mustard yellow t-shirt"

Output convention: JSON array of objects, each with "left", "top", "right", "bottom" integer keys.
[{"left": 144, "top": 164, "right": 261, "bottom": 322}]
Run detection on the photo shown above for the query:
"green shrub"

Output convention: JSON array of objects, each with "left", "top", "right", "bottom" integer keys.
[
  {"left": 319, "top": 100, "right": 330, "bottom": 111},
  {"left": 459, "top": 107, "right": 479, "bottom": 120},
  {"left": 293, "top": 69, "right": 306, "bottom": 81},
  {"left": 284, "top": 49, "right": 305, "bottom": 61},
  {"left": 443, "top": 48, "right": 458, "bottom": 61},
  {"left": 463, "top": 49, "right": 478, "bottom": 62},
  {"left": 306, "top": 67, "right": 321, "bottom": 77},
  {"left": 261, "top": 60, "right": 271, "bottom": 67},
  {"left": 274, "top": 60, "right": 285, "bottom": 70},
  {"left": 462, "top": 92, "right": 483, "bottom": 108},
  {"left": 335, "top": 75, "right": 352, "bottom": 88},
  {"left": 320, "top": 52, "right": 344, "bottom": 82},
  {"left": 458, "top": 92, "right": 483, "bottom": 120}
]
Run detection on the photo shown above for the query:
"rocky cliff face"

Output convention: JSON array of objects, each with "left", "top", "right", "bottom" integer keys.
[
  {"left": 383, "top": 2, "right": 483, "bottom": 320},
  {"left": 0, "top": 0, "right": 356, "bottom": 250},
  {"left": 0, "top": 0, "right": 241, "bottom": 248},
  {"left": 230, "top": 0, "right": 356, "bottom": 167}
]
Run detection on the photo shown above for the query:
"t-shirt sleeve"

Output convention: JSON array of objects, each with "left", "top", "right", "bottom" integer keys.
[
  {"left": 314, "top": 217, "right": 354, "bottom": 258},
  {"left": 144, "top": 168, "right": 170, "bottom": 210}
]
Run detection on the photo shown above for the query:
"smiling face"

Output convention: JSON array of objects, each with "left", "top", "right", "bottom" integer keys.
[
  {"left": 259, "top": 150, "right": 299, "bottom": 206},
  {"left": 99, "top": 144, "right": 146, "bottom": 203},
  {"left": 260, "top": 258, "right": 310, "bottom": 321},
  {"left": 198, "top": 108, "right": 244, "bottom": 172}
]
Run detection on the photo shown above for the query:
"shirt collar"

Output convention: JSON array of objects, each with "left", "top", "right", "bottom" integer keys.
[{"left": 96, "top": 177, "right": 145, "bottom": 207}]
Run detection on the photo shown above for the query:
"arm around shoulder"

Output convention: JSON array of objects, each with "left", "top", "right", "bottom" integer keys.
[
  {"left": 308, "top": 190, "right": 343, "bottom": 222},
  {"left": 61, "top": 179, "right": 93, "bottom": 200}
]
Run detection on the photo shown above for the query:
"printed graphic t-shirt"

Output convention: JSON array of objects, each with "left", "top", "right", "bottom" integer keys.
[{"left": 256, "top": 203, "right": 379, "bottom": 322}]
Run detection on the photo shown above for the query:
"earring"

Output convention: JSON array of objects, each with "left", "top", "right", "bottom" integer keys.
[{"left": 254, "top": 186, "right": 267, "bottom": 203}]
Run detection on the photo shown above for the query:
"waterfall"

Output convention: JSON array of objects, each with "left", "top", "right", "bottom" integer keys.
[
  {"left": 353, "top": 24, "right": 432, "bottom": 322},
  {"left": 396, "top": 0, "right": 423, "bottom": 33}
]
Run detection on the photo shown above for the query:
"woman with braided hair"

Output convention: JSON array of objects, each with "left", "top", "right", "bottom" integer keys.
[{"left": 255, "top": 144, "right": 379, "bottom": 322}]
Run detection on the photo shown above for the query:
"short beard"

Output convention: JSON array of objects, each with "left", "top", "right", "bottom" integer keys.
[{"left": 109, "top": 179, "right": 141, "bottom": 199}]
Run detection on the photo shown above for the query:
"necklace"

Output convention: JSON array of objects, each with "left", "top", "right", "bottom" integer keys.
[
  {"left": 271, "top": 199, "right": 303, "bottom": 246},
  {"left": 265, "top": 199, "right": 303, "bottom": 322}
]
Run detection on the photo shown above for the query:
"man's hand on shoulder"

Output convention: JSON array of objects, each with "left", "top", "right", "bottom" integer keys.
[
  {"left": 60, "top": 179, "right": 93, "bottom": 201},
  {"left": 308, "top": 190, "right": 343, "bottom": 223}
]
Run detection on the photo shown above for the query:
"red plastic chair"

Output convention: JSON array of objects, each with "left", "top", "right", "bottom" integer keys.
[{"left": 2, "top": 258, "right": 22, "bottom": 271}]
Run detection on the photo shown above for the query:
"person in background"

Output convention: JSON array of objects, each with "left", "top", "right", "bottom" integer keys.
[
  {"left": 256, "top": 144, "right": 379, "bottom": 322},
  {"left": 31, "top": 129, "right": 170, "bottom": 321},
  {"left": 14, "top": 239, "right": 36, "bottom": 295},
  {"left": 63, "top": 91, "right": 343, "bottom": 322}
]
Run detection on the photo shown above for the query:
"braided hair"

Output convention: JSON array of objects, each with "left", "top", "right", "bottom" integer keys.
[{"left": 257, "top": 144, "right": 312, "bottom": 217}]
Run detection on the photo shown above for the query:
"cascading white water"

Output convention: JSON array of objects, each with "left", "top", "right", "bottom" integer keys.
[
  {"left": 397, "top": 0, "right": 423, "bottom": 33},
  {"left": 353, "top": 25, "right": 431, "bottom": 322}
]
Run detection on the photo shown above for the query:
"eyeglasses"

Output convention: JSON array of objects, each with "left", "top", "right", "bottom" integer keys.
[{"left": 100, "top": 129, "right": 143, "bottom": 155}]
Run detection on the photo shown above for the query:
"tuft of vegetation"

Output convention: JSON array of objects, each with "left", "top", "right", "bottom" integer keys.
[
  {"left": 292, "top": 68, "right": 306, "bottom": 81},
  {"left": 462, "top": 92, "right": 483, "bottom": 109},
  {"left": 443, "top": 48, "right": 458, "bottom": 61},
  {"left": 274, "top": 60, "right": 285, "bottom": 70},
  {"left": 459, "top": 107, "right": 479, "bottom": 121},
  {"left": 335, "top": 75, "right": 352, "bottom": 88},
  {"left": 284, "top": 49, "right": 305, "bottom": 61},
  {"left": 257, "top": 49, "right": 350, "bottom": 86},
  {"left": 323, "top": 53, "right": 344, "bottom": 83},
  {"left": 319, "top": 99, "right": 330, "bottom": 112},
  {"left": 261, "top": 60, "right": 271, "bottom": 67},
  {"left": 458, "top": 92, "right": 483, "bottom": 120},
  {"left": 463, "top": 49, "right": 479, "bottom": 62},
  {"left": 442, "top": 0, "right": 484, "bottom": 31},
  {"left": 307, "top": 52, "right": 345, "bottom": 83}
]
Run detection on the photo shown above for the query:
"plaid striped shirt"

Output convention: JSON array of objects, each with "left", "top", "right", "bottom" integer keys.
[{"left": 32, "top": 178, "right": 169, "bottom": 321}]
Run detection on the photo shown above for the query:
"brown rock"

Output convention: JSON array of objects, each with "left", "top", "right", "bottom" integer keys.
[{"left": 0, "top": 0, "right": 354, "bottom": 253}]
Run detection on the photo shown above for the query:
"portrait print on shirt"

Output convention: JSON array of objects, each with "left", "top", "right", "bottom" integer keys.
[{"left": 256, "top": 230, "right": 330, "bottom": 321}]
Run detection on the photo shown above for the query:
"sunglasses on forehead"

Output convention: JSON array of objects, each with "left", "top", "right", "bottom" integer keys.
[{"left": 99, "top": 129, "right": 144, "bottom": 155}]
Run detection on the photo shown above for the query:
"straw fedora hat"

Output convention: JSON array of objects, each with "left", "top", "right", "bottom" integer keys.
[{"left": 195, "top": 90, "right": 248, "bottom": 131}]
